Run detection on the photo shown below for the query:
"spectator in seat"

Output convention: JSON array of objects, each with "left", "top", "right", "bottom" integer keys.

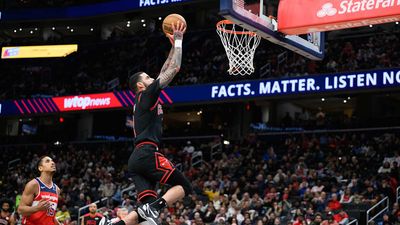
[
  {"left": 310, "top": 213, "right": 324, "bottom": 225},
  {"left": 56, "top": 205, "right": 71, "bottom": 225},
  {"left": 110, "top": 208, "right": 129, "bottom": 224},
  {"left": 378, "top": 213, "right": 392, "bottom": 225},
  {"left": 327, "top": 193, "right": 342, "bottom": 211},
  {"left": 362, "top": 186, "right": 378, "bottom": 205},
  {"left": 390, "top": 203, "right": 400, "bottom": 224},
  {"left": 340, "top": 188, "right": 354, "bottom": 204},
  {"left": 293, "top": 215, "right": 307, "bottom": 225},
  {"left": 121, "top": 198, "right": 134, "bottom": 213},
  {"left": 333, "top": 210, "right": 349, "bottom": 225},
  {"left": 378, "top": 162, "right": 392, "bottom": 174},
  {"left": 322, "top": 215, "right": 339, "bottom": 225},
  {"left": 213, "top": 206, "right": 227, "bottom": 223},
  {"left": 0, "top": 199, "right": 16, "bottom": 225}
]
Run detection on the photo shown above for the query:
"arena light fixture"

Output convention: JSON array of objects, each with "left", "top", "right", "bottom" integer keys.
[
  {"left": 70, "top": 29, "right": 74, "bottom": 32},
  {"left": 396, "top": 22, "right": 399, "bottom": 25},
  {"left": 30, "top": 30, "right": 33, "bottom": 34},
  {"left": 321, "top": 98, "right": 325, "bottom": 102},
  {"left": 141, "top": 19, "right": 145, "bottom": 23},
  {"left": 13, "top": 30, "right": 17, "bottom": 33},
  {"left": 19, "top": 28, "right": 22, "bottom": 31},
  {"left": 343, "top": 100, "right": 347, "bottom": 103},
  {"left": 90, "top": 28, "right": 94, "bottom": 31},
  {"left": 158, "top": 17, "right": 162, "bottom": 21},
  {"left": 52, "top": 27, "right": 56, "bottom": 30},
  {"left": 143, "top": 24, "right": 146, "bottom": 27}
]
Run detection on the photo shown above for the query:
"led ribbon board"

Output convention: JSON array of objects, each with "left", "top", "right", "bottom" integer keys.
[
  {"left": 2, "top": 44, "right": 78, "bottom": 59},
  {"left": 0, "top": 68, "right": 399, "bottom": 116}
]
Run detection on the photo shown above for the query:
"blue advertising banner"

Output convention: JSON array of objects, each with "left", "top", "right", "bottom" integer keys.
[
  {"left": 168, "top": 68, "right": 400, "bottom": 103},
  {"left": 0, "top": 68, "right": 399, "bottom": 116},
  {"left": 2, "top": 0, "right": 194, "bottom": 21}
]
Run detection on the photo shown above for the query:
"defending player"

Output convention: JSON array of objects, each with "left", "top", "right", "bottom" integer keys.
[{"left": 18, "top": 156, "right": 61, "bottom": 225}]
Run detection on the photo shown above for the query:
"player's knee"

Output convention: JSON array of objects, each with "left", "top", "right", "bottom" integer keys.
[
  {"left": 181, "top": 178, "right": 193, "bottom": 196},
  {"left": 167, "top": 170, "right": 192, "bottom": 196}
]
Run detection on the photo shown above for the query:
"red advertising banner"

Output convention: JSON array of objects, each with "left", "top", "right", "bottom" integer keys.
[
  {"left": 53, "top": 92, "right": 122, "bottom": 111},
  {"left": 278, "top": 0, "right": 400, "bottom": 34}
]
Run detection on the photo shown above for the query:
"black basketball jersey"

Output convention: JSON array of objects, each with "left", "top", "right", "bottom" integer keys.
[{"left": 133, "top": 79, "right": 163, "bottom": 146}]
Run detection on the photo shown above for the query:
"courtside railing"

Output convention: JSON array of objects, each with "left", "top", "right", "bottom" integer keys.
[
  {"left": 121, "top": 185, "right": 136, "bottom": 197},
  {"left": 191, "top": 151, "right": 203, "bottom": 167},
  {"left": 8, "top": 158, "right": 20, "bottom": 170},
  {"left": 366, "top": 196, "right": 389, "bottom": 224},
  {"left": 211, "top": 143, "right": 222, "bottom": 160},
  {"left": 348, "top": 219, "right": 358, "bottom": 225}
]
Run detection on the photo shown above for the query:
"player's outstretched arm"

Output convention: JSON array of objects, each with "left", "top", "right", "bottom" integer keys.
[
  {"left": 160, "top": 48, "right": 174, "bottom": 74},
  {"left": 158, "top": 21, "right": 186, "bottom": 88},
  {"left": 18, "top": 180, "right": 50, "bottom": 216}
]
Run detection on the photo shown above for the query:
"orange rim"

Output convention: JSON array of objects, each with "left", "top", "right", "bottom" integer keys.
[{"left": 216, "top": 20, "right": 257, "bottom": 36}]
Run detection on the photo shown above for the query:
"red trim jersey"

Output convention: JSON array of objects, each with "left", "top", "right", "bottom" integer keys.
[
  {"left": 22, "top": 178, "right": 58, "bottom": 225},
  {"left": 82, "top": 213, "right": 103, "bottom": 225}
]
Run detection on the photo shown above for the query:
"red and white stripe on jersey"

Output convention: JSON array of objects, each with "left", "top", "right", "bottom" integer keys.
[{"left": 22, "top": 178, "right": 58, "bottom": 225}]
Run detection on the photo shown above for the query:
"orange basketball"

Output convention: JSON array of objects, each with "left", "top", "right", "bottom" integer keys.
[{"left": 162, "top": 14, "right": 187, "bottom": 35}]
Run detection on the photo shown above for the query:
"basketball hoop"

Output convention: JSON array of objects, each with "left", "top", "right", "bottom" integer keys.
[{"left": 216, "top": 20, "right": 261, "bottom": 76}]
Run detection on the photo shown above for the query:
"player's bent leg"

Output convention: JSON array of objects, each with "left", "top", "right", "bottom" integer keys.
[
  {"left": 161, "top": 169, "right": 193, "bottom": 206},
  {"left": 137, "top": 170, "right": 192, "bottom": 225}
]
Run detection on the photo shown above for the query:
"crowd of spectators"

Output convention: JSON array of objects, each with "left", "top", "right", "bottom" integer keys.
[
  {"left": 0, "top": 22, "right": 399, "bottom": 100},
  {"left": 0, "top": 131, "right": 399, "bottom": 225}
]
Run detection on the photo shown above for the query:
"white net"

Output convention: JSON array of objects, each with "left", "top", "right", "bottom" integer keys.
[{"left": 216, "top": 20, "right": 261, "bottom": 76}]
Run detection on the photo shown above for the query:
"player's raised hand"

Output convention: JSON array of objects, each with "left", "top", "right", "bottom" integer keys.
[
  {"left": 167, "top": 21, "right": 186, "bottom": 46},
  {"left": 36, "top": 199, "right": 51, "bottom": 211}
]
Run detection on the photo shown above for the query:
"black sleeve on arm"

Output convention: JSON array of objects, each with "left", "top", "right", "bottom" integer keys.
[{"left": 138, "top": 79, "right": 162, "bottom": 110}]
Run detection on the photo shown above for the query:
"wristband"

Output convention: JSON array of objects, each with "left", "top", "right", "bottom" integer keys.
[{"left": 175, "top": 40, "right": 182, "bottom": 48}]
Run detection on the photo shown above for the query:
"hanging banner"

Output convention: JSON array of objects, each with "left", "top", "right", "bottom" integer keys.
[{"left": 278, "top": 0, "right": 400, "bottom": 34}]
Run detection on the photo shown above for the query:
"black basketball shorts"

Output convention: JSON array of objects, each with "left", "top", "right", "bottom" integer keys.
[{"left": 128, "top": 143, "right": 183, "bottom": 203}]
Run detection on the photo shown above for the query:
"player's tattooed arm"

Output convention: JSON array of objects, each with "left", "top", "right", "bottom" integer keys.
[
  {"left": 158, "top": 22, "right": 185, "bottom": 88},
  {"left": 158, "top": 44, "right": 182, "bottom": 88},
  {"left": 160, "top": 48, "right": 174, "bottom": 74}
]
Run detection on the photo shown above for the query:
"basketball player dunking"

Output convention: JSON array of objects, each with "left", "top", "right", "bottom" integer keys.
[
  {"left": 114, "top": 21, "right": 192, "bottom": 225},
  {"left": 18, "top": 156, "right": 60, "bottom": 225}
]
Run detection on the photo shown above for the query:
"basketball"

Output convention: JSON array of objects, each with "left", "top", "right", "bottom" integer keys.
[{"left": 162, "top": 14, "right": 187, "bottom": 35}]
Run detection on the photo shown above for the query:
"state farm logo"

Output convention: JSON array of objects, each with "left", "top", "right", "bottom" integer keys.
[
  {"left": 317, "top": 0, "right": 400, "bottom": 18},
  {"left": 317, "top": 3, "right": 337, "bottom": 17},
  {"left": 63, "top": 96, "right": 111, "bottom": 109}
]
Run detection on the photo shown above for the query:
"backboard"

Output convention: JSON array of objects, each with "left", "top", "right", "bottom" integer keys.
[{"left": 219, "top": 0, "right": 325, "bottom": 60}]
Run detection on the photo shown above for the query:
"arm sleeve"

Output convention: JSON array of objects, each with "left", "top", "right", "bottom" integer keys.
[{"left": 137, "top": 79, "right": 162, "bottom": 110}]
